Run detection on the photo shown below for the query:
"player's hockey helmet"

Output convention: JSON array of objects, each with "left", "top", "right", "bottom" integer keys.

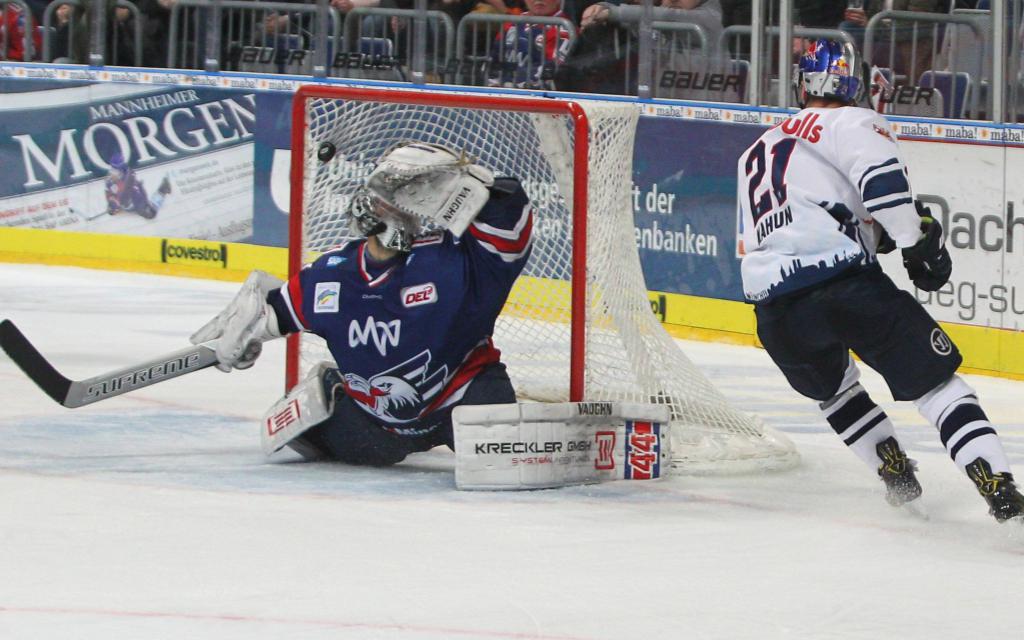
[
  {"left": 795, "top": 39, "right": 863, "bottom": 106},
  {"left": 108, "top": 152, "right": 129, "bottom": 176}
]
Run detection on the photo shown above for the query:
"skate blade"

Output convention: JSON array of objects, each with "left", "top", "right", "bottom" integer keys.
[
  {"left": 899, "top": 499, "right": 930, "bottom": 521},
  {"left": 1000, "top": 514, "right": 1024, "bottom": 532}
]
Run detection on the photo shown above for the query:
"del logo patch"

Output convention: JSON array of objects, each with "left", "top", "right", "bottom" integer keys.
[
  {"left": 314, "top": 282, "right": 340, "bottom": 313},
  {"left": 401, "top": 282, "right": 437, "bottom": 308}
]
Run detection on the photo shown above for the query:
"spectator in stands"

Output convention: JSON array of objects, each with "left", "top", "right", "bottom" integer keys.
[
  {"left": 580, "top": 0, "right": 723, "bottom": 47},
  {"left": 2, "top": 0, "right": 41, "bottom": 61},
  {"left": 839, "top": 0, "right": 947, "bottom": 82},
  {"left": 133, "top": 0, "right": 173, "bottom": 68},
  {"left": 441, "top": 0, "right": 526, "bottom": 25},
  {"left": 22, "top": 0, "right": 46, "bottom": 24},
  {"left": 53, "top": 0, "right": 134, "bottom": 64},
  {"left": 554, "top": 5, "right": 634, "bottom": 95},
  {"left": 487, "top": 0, "right": 571, "bottom": 89},
  {"left": 794, "top": 1, "right": 845, "bottom": 29}
]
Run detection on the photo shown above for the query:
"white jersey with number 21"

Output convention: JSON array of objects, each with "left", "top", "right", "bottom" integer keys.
[{"left": 737, "top": 106, "right": 924, "bottom": 303}]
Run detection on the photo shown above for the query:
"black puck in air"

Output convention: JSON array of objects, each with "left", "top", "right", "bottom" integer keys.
[{"left": 317, "top": 142, "right": 336, "bottom": 163}]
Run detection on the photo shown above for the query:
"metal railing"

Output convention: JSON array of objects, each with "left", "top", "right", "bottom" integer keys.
[
  {"left": 1008, "top": 0, "right": 1023, "bottom": 122},
  {"left": 42, "top": 0, "right": 143, "bottom": 66},
  {"left": 343, "top": 7, "right": 454, "bottom": 83},
  {"left": 864, "top": 10, "right": 986, "bottom": 118},
  {"left": 14, "top": 0, "right": 1024, "bottom": 124},
  {"left": 168, "top": 0, "right": 342, "bottom": 75}
]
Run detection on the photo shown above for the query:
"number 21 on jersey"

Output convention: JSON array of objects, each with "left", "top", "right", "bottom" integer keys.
[{"left": 744, "top": 138, "right": 796, "bottom": 226}]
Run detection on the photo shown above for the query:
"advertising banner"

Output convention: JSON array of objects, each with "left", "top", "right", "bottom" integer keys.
[
  {"left": 0, "top": 81, "right": 256, "bottom": 242},
  {"left": 1, "top": 65, "right": 1021, "bottom": 374},
  {"left": 885, "top": 137, "right": 1022, "bottom": 334},
  {"left": 251, "top": 92, "right": 294, "bottom": 247},
  {"left": 633, "top": 117, "right": 761, "bottom": 301}
]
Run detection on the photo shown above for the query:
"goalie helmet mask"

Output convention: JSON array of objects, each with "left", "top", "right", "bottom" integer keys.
[
  {"left": 347, "top": 187, "right": 417, "bottom": 253},
  {"left": 795, "top": 39, "right": 863, "bottom": 107}
]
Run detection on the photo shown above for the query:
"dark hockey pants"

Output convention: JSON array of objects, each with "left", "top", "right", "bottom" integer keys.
[
  {"left": 754, "top": 265, "right": 962, "bottom": 402},
  {"left": 299, "top": 362, "right": 517, "bottom": 466}
]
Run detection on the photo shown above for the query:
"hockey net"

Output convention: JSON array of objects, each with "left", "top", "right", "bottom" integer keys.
[{"left": 288, "top": 85, "right": 798, "bottom": 473}]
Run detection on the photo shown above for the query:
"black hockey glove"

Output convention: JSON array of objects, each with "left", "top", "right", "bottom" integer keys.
[
  {"left": 901, "top": 211, "right": 951, "bottom": 292},
  {"left": 875, "top": 227, "right": 896, "bottom": 255}
]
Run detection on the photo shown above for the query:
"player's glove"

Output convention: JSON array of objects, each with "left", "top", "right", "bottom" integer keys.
[
  {"left": 190, "top": 270, "right": 284, "bottom": 372},
  {"left": 901, "top": 203, "right": 951, "bottom": 292},
  {"left": 875, "top": 227, "right": 896, "bottom": 255}
]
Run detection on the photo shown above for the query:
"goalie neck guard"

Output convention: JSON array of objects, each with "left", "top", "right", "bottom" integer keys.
[{"left": 795, "top": 39, "right": 863, "bottom": 107}]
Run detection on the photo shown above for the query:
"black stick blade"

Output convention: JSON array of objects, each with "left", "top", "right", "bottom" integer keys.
[{"left": 0, "top": 319, "right": 72, "bottom": 405}]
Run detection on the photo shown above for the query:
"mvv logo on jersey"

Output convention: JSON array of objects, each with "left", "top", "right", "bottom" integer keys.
[
  {"left": 349, "top": 316, "right": 401, "bottom": 356},
  {"left": 314, "top": 282, "right": 340, "bottom": 313},
  {"left": 401, "top": 282, "right": 437, "bottom": 308}
]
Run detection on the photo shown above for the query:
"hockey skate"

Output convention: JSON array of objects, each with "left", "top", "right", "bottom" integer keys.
[
  {"left": 966, "top": 458, "right": 1024, "bottom": 523},
  {"left": 157, "top": 176, "right": 172, "bottom": 196},
  {"left": 876, "top": 437, "right": 923, "bottom": 507}
]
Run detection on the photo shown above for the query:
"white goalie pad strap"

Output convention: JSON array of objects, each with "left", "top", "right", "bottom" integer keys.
[
  {"left": 260, "top": 362, "right": 335, "bottom": 455},
  {"left": 453, "top": 401, "right": 672, "bottom": 490}
]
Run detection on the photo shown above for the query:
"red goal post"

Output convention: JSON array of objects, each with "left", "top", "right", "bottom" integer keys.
[{"left": 286, "top": 84, "right": 799, "bottom": 474}]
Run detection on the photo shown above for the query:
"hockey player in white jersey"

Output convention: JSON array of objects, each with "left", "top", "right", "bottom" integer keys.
[{"left": 738, "top": 39, "right": 1024, "bottom": 522}]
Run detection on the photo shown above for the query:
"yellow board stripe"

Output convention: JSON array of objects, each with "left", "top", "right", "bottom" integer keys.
[
  {"left": 646, "top": 290, "right": 1024, "bottom": 380},
  {"left": 2, "top": 227, "right": 1021, "bottom": 380},
  {"left": 0, "top": 227, "right": 287, "bottom": 282}
]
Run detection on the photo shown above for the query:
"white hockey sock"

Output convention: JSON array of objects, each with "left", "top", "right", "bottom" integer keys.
[
  {"left": 819, "top": 382, "right": 898, "bottom": 469},
  {"left": 915, "top": 375, "right": 1011, "bottom": 474}
]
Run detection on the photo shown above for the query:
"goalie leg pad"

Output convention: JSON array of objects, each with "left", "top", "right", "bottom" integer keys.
[
  {"left": 453, "top": 402, "right": 672, "bottom": 490},
  {"left": 261, "top": 362, "right": 336, "bottom": 456}
]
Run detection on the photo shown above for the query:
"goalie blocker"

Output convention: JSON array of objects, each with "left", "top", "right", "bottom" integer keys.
[{"left": 454, "top": 402, "right": 671, "bottom": 490}]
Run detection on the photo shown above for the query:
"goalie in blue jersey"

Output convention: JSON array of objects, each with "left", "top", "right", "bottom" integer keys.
[{"left": 191, "top": 142, "right": 534, "bottom": 465}]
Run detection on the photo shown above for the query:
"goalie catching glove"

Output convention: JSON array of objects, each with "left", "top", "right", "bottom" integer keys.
[
  {"left": 190, "top": 270, "right": 284, "bottom": 371},
  {"left": 901, "top": 201, "right": 952, "bottom": 292},
  {"left": 365, "top": 143, "right": 494, "bottom": 235}
]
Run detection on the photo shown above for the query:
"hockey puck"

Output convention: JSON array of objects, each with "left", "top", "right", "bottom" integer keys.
[{"left": 317, "top": 142, "right": 336, "bottom": 163}]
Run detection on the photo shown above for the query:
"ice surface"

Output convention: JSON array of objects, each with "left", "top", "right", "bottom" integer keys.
[{"left": 1, "top": 264, "right": 1022, "bottom": 640}]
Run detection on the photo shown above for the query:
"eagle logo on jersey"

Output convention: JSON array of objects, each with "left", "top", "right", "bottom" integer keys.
[{"left": 342, "top": 349, "right": 448, "bottom": 424}]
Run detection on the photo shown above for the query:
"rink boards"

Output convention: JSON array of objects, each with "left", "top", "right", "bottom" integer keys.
[{"left": 1, "top": 62, "right": 1023, "bottom": 379}]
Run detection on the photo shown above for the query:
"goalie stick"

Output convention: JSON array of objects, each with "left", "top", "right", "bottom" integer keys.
[{"left": 0, "top": 319, "right": 219, "bottom": 408}]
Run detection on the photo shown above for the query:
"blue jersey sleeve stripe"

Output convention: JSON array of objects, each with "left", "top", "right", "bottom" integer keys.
[
  {"left": 279, "top": 279, "right": 308, "bottom": 331},
  {"left": 862, "top": 169, "right": 910, "bottom": 202},
  {"left": 857, "top": 157, "right": 901, "bottom": 191},
  {"left": 267, "top": 287, "right": 300, "bottom": 335},
  {"left": 866, "top": 197, "right": 913, "bottom": 213}
]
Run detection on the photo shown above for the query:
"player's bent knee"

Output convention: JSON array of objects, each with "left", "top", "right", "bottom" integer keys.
[
  {"left": 914, "top": 375, "right": 975, "bottom": 424},
  {"left": 460, "top": 362, "right": 517, "bottom": 406}
]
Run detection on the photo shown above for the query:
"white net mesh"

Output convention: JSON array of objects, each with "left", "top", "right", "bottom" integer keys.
[{"left": 294, "top": 89, "right": 798, "bottom": 473}]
